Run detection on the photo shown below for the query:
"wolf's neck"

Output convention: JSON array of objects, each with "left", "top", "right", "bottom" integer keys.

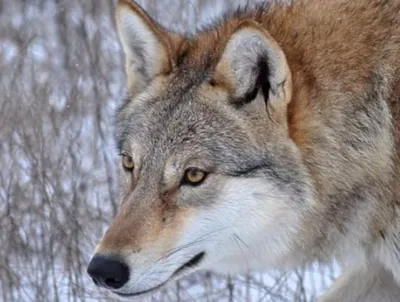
[{"left": 257, "top": 0, "right": 400, "bottom": 271}]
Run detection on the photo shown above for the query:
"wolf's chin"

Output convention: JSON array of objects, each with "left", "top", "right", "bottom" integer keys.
[{"left": 113, "top": 252, "right": 206, "bottom": 298}]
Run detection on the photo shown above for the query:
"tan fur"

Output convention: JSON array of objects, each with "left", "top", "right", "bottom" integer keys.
[
  {"left": 89, "top": 0, "right": 400, "bottom": 299},
  {"left": 97, "top": 195, "right": 189, "bottom": 256}
]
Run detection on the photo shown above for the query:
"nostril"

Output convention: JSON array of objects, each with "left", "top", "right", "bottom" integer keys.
[
  {"left": 87, "top": 254, "right": 129, "bottom": 290},
  {"left": 91, "top": 277, "right": 100, "bottom": 286},
  {"left": 105, "top": 278, "right": 122, "bottom": 288}
]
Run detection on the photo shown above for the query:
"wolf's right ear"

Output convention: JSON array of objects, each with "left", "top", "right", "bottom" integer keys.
[
  {"left": 214, "top": 21, "right": 292, "bottom": 120},
  {"left": 116, "top": 0, "right": 176, "bottom": 94}
]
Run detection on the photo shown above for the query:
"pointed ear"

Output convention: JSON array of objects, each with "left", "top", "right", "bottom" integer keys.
[
  {"left": 214, "top": 21, "right": 292, "bottom": 117},
  {"left": 116, "top": 0, "right": 175, "bottom": 94}
]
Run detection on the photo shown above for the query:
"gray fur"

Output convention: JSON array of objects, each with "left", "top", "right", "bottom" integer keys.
[{"left": 90, "top": 0, "right": 400, "bottom": 300}]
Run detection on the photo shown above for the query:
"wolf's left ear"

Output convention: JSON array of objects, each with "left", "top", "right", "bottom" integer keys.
[
  {"left": 116, "top": 0, "right": 177, "bottom": 94},
  {"left": 214, "top": 21, "right": 292, "bottom": 116}
]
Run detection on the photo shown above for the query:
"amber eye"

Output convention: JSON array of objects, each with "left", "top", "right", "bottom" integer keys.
[
  {"left": 122, "top": 155, "right": 135, "bottom": 171},
  {"left": 183, "top": 168, "right": 207, "bottom": 186}
]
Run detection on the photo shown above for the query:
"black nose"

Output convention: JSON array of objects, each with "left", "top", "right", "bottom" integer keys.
[{"left": 87, "top": 255, "right": 129, "bottom": 289}]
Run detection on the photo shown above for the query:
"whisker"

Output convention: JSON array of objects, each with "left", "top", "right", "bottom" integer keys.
[{"left": 232, "top": 233, "right": 251, "bottom": 270}]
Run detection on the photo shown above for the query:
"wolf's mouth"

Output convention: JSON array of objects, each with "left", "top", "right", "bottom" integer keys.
[
  {"left": 172, "top": 251, "right": 205, "bottom": 276},
  {"left": 114, "top": 252, "right": 205, "bottom": 298}
]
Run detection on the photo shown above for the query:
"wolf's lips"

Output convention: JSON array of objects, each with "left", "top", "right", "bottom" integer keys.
[{"left": 113, "top": 252, "right": 205, "bottom": 298}]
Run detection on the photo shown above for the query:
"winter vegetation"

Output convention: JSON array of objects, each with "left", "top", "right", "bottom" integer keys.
[{"left": 0, "top": 0, "right": 339, "bottom": 301}]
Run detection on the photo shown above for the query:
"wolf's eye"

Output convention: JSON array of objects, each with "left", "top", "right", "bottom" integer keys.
[
  {"left": 122, "top": 155, "right": 135, "bottom": 171},
  {"left": 183, "top": 168, "right": 207, "bottom": 186}
]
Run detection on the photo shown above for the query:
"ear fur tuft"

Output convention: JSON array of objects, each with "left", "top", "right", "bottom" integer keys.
[{"left": 214, "top": 21, "right": 292, "bottom": 113}]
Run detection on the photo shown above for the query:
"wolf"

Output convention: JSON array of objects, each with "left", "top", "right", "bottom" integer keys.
[{"left": 87, "top": 0, "right": 400, "bottom": 300}]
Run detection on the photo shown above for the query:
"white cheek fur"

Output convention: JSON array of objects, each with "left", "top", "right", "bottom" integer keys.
[{"left": 180, "top": 178, "right": 303, "bottom": 274}]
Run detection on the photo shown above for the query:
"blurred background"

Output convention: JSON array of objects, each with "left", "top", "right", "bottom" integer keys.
[{"left": 0, "top": 0, "right": 339, "bottom": 301}]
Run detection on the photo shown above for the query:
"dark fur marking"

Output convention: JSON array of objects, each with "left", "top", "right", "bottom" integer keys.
[
  {"left": 229, "top": 156, "right": 308, "bottom": 203},
  {"left": 230, "top": 156, "right": 293, "bottom": 186},
  {"left": 231, "top": 58, "right": 271, "bottom": 109},
  {"left": 176, "top": 47, "right": 189, "bottom": 66},
  {"left": 230, "top": 162, "right": 272, "bottom": 177}
]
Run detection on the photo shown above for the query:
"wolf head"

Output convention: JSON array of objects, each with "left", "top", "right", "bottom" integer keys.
[{"left": 88, "top": 0, "right": 313, "bottom": 299}]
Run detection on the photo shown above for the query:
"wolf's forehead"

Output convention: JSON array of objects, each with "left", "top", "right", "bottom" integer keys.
[
  {"left": 119, "top": 68, "right": 208, "bottom": 120},
  {"left": 117, "top": 78, "right": 223, "bottom": 150}
]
